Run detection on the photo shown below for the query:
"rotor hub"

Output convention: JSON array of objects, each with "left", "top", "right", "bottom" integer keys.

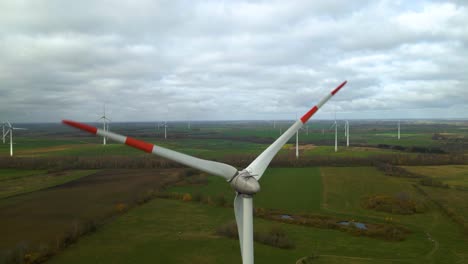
[{"left": 229, "top": 170, "right": 260, "bottom": 195}]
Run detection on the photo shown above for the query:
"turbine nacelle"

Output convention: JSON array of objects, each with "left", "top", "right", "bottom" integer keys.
[{"left": 230, "top": 170, "right": 260, "bottom": 195}]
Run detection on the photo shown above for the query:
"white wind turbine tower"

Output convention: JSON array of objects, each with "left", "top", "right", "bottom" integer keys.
[
  {"left": 329, "top": 112, "right": 338, "bottom": 152},
  {"left": 98, "top": 106, "right": 111, "bottom": 145},
  {"left": 164, "top": 121, "right": 168, "bottom": 139},
  {"left": 4, "top": 122, "right": 27, "bottom": 157},
  {"left": 62, "top": 81, "right": 347, "bottom": 264},
  {"left": 296, "top": 131, "right": 299, "bottom": 159}
]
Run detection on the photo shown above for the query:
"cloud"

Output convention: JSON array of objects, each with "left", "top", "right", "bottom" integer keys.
[{"left": 0, "top": 0, "right": 467, "bottom": 122}]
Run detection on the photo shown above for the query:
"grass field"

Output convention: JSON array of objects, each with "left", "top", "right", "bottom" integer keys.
[
  {"left": 170, "top": 167, "right": 322, "bottom": 214},
  {"left": 320, "top": 167, "right": 468, "bottom": 264},
  {"left": 40, "top": 167, "right": 468, "bottom": 264},
  {"left": 402, "top": 165, "right": 468, "bottom": 188},
  {"left": 0, "top": 120, "right": 467, "bottom": 263},
  {"left": 0, "top": 169, "right": 181, "bottom": 257},
  {"left": 48, "top": 198, "right": 432, "bottom": 264},
  {"left": 0, "top": 169, "right": 96, "bottom": 199}
]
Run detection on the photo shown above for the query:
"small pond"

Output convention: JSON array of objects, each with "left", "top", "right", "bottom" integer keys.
[
  {"left": 338, "top": 221, "right": 368, "bottom": 230},
  {"left": 280, "top": 214, "right": 294, "bottom": 220}
]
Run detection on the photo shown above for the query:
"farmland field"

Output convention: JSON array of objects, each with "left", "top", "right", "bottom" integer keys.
[
  {"left": 0, "top": 169, "right": 182, "bottom": 259},
  {"left": 402, "top": 165, "right": 468, "bottom": 188},
  {"left": 44, "top": 167, "right": 468, "bottom": 264},
  {"left": 0, "top": 169, "right": 96, "bottom": 199},
  {"left": 0, "top": 120, "right": 467, "bottom": 264}
]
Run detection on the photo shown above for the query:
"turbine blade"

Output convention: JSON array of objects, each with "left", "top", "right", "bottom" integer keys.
[
  {"left": 246, "top": 81, "right": 347, "bottom": 180},
  {"left": 234, "top": 194, "right": 244, "bottom": 261},
  {"left": 62, "top": 120, "right": 238, "bottom": 180}
]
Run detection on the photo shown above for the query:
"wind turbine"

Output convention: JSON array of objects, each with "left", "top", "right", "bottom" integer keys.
[
  {"left": 164, "top": 121, "right": 168, "bottom": 139},
  {"left": 296, "top": 131, "right": 299, "bottom": 159},
  {"left": 329, "top": 113, "right": 338, "bottom": 152},
  {"left": 98, "top": 105, "right": 111, "bottom": 145},
  {"left": 62, "top": 81, "right": 347, "bottom": 264},
  {"left": 4, "top": 122, "right": 27, "bottom": 157}
]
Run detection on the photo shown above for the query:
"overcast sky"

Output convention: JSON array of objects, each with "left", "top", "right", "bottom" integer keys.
[{"left": 0, "top": 0, "right": 467, "bottom": 122}]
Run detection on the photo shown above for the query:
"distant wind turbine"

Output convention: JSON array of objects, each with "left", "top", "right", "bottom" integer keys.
[
  {"left": 4, "top": 122, "right": 27, "bottom": 156},
  {"left": 98, "top": 105, "right": 111, "bottom": 145}
]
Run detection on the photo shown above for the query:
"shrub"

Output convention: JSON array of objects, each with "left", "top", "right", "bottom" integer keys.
[
  {"left": 216, "top": 221, "right": 238, "bottom": 238},
  {"left": 254, "top": 226, "right": 295, "bottom": 249},
  {"left": 115, "top": 203, "right": 128, "bottom": 213},
  {"left": 182, "top": 193, "right": 192, "bottom": 202},
  {"left": 362, "top": 193, "right": 425, "bottom": 215}
]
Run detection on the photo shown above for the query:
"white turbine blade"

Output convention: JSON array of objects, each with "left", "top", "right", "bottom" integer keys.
[
  {"left": 62, "top": 120, "right": 238, "bottom": 180},
  {"left": 246, "top": 81, "right": 347, "bottom": 180},
  {"left": 12, "top": 127, "right": 27, "bottom": 130},
  {"left": 234, "top": 194, "right": 244, "bottom": 261}
]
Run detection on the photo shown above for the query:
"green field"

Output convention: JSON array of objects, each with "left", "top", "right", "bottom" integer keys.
[
  {"left": 41, "top": 167, "right": 468, "bottom": 264},
  {"left": 48, "top": 198, "right": 432, "bottom": 264},
  {"left": 0, "top": 169, "right": 181, "bottom": 255},
  {"left": 0, "top": 120, "right": 467, "bottom": 264},
  {"left": 170, "top": 167, "right": 322, "bottom": 214},
  {"left": 403, "top": 165, "right": 468, "bottom": 188},
  {"left": 0, "top": 169, "right": 96, "bottom": 199}
]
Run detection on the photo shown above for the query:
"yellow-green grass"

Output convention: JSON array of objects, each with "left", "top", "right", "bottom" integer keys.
[
  {"left": 0, "top": 169, "right": 47, "bottom": 181},
  {"left": 420, "top": 186, "right": 468, "bottom": 222},
  {"left": 169, "top": 167, "right": 322, "bottom": 214},
  {"left": 320, "top": 167, "right": 420, "bottom": 216},
  {"left": 0, "top": 137, "right": 267, "bottom": 159},
  {"left": 402, "top": 165, "right": 468, "bottom": 188},
  {"left": 48, "top": 198, "right": 431, "bottom": 264},
  {"left": 0, "top": 170, "right": 96, "bottom": 199}
]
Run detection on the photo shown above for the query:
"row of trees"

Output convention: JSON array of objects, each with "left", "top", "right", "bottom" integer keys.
[{"left": 2, "top": 151, "right": 466, "bottom": 171}]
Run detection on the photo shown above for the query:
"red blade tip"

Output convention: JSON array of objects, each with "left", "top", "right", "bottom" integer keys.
[
  {"left": 331, "top": 80, "right": 347, "bottom": 95},
  {"left": 62, "top": 120, "right": 98, "bottom": 134}
]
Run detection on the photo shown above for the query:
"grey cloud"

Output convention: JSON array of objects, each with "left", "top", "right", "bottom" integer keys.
[{"left": 0, "top": 0, "right": 467, "bottom": 122}]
